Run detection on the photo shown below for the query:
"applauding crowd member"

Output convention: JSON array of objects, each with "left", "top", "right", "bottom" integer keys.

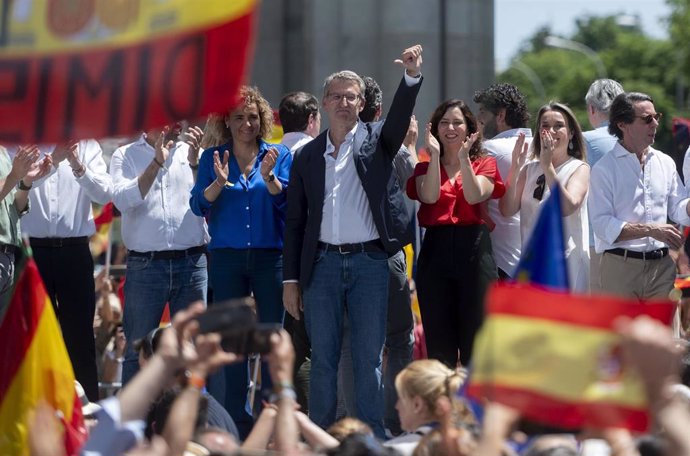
[
  {"left": 190, "top": 85, "right": 292, "bottom": 438},
  {"left": 407, "top": 99, "right": 504, "bottom": 368},
  {"left": 111, "top": 123, "right": 210, "bottom": 384},
  {"left": 500, "top": 102, "right": 590, "bottom": 292}
]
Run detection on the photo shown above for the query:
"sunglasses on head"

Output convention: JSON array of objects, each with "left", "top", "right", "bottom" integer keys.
[
  {"left": 533, "top": 174, "right": 546, "bottom": 201},
  {"left": 635, "top": 112, "right": 662, "bottom": 124}
]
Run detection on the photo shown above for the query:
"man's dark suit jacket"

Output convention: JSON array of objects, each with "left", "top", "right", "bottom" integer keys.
[{"left": 283, "top": 77, "right": 422, "bottom": 287}]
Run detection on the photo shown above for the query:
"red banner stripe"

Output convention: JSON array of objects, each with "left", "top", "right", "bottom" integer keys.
[
  {"left": 467, "top": 383, "right": 649, "bottom": 432},
  {"left": 0, "top": 10, "right": 255, "bottom": 144},
  {"left": 487, "top": 283, "right": 675, "bottom": 330}
]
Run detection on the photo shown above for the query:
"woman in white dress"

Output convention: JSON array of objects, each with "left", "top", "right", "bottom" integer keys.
[{"left": 499, "top": 102, "right": 590, "bottom": 292}]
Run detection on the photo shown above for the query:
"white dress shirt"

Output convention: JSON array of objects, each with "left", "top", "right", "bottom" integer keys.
[
  {"left": 281, "top": 131, "right": 314, "bottom": 155},
  {"left": 10, "top": 140, "right": 112, "bottom": 238},
  {"left": 319, "top": 122, "right": 379, "bottom": 244},
  {"left": 483, "top": 128, "right": 532, "bottom": 276},
  {"left": 589, "top": 142, "right": 690, "bottom": 253},
  {"left": 110, "top": 134, "right": 209, "bottom": 252}
]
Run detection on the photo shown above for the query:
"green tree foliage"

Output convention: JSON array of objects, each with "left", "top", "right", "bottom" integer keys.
[{"left": 498, "top": 12, "right": 686, "bottom": 154}]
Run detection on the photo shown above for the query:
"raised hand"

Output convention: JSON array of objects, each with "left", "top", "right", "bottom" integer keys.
[
  {"left": 184, "top": 126, "right": 204, "bottom": 166},
  {"left": 213, "top": 150, "right": 230, "bottom": 185},
  {"left": 458, "top": 132, "right": 479, "bottom": 161},
  {"left": 50, "top": 141, "right": 76, "bottom": 165},
  {"left": 539, "top": 129, "right": 555, "bottom": 169},
  {"left": 154, "top": 125, "right": 173, "bottom": 165},
  {"left": 394, "top": 44, "right": 423, "bottom": 77},
  {"left": 260, "top": 147, "right": 279, "bottom": 180},
  {"left": 511, "top": 131, "right": 529, "bottom": 170},
  {"left": 404, "top": 115, "right": 419, "bottom": 149},
  {"left": 11, "top": 145, "right": 40, "bottom": 179},
  {"left": 424, "top": 123, "right": 440, "bottom": 158},
  {"left": 24, "top": 154, "right": 53, "bottom": 184}
]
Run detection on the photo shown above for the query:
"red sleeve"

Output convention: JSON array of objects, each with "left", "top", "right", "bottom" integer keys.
[
  {"left": 406, "top": 162, "right": 430, "bottom": 201},
  {"left": 475, "top": 156, "right": 505, "bottom": 199}
]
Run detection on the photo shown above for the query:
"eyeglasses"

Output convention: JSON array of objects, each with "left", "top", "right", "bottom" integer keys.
[
  {"left": 326, "top": 93, "right": 360, "bottom": 104},
  {"left": 533, "top": 174, "right": 546, "bottom": 201},
  {"left": 635, "top": 112, "right": 662, "bottom": 124}
]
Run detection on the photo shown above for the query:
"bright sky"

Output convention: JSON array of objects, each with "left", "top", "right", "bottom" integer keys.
[{"left": 494, "top": 0, "right": 671, "bottom": 71}]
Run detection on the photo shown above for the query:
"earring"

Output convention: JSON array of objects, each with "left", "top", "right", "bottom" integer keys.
[{"left": 568, "top": 140, "right": 573, "bottom": 151}]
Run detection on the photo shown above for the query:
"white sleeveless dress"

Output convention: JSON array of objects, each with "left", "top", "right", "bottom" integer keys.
[{"left": 520, "top": 158, "right": 590, "bottom": 293}]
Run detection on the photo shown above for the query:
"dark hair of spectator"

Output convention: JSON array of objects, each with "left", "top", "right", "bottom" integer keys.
[
  {"left": 278, "top": 91, "right": 319, "bottom": 133},
  {"left": 473, "top": 83, "right": 530, "bottom": 128},
  {"left": 359, "top": 76, "right": 383, "bottom": 123}
]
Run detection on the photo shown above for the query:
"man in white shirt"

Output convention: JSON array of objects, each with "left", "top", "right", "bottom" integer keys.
[
  {"left": 474, "top": 83, "right": 531, "bottom": 278},
  {"left": 110, "top": 124, "right": 209, "bottom": 383},
  {"left": 279, "top": 92, "right": 320, "bottom": 154},
  {"left": 589, "top": 92, "right": 690, "bottom": 299},
  {"left": 17, "top": 139, "right": 112, "bottom": 401}
]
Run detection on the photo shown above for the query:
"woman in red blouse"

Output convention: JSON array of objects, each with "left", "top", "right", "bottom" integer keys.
[{"left": 407, "top": 99, "right": 504, "bottom": 368}]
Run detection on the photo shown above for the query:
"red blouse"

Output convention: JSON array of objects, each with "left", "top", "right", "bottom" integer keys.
[{"left": 406, "top": 156, "right": 505, "bottom": 227}]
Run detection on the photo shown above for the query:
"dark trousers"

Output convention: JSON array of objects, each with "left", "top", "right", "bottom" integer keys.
[
  {"left": 416, "top": 224, "right": 497, "bottom": 368},
  {"left": 31, "top": 241, "right": 98, "bottom": 401},
  {"left": 206, "top": 248, "right": 285, "bottom": 440}
]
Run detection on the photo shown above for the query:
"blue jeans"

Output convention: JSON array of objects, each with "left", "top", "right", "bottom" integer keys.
[
  {"left": 121, "top": 253, "right": 208, "bottom": 384},
  {"left": 337, "top": 250, "right": 413, "bottom": 435},
  {"left": 304, "top": 248, "right": 389, "bottom": 439},
  {"left": 206, "top": 248, "right": 284, "bottom": 440}
]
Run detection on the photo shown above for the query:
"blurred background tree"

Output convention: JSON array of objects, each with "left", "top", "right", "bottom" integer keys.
[{"left": 498, "top": 2, "right": 690, "bottom": 156}]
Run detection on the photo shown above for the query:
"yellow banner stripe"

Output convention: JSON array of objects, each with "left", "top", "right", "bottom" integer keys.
[
  {"left": 471, "top": 315, "right": 647, "bottom": 408},
  {"left": 4, "top": 0, "right": 257, "bottom": 55},
  {"left": 0, "top": 297, "right": 76, "bottom": 456}
]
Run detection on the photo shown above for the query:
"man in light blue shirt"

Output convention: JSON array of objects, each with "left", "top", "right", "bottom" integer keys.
[{"left": 583, "top": 79, "right": 624, "bottom": 291}]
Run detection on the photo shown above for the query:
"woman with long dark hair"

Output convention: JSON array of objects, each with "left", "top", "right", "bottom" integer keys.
[{"left": 406, "top": 99, "right": 504, "bottom": 368}]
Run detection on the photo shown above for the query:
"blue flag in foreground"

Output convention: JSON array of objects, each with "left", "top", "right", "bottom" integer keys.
[{"left": 514, "top": 184, "right": 569, "bottom": 290}]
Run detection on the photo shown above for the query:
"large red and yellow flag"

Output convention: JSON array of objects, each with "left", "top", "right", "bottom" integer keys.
[
  {"left": 0, "top": 0, "right": 258, "bottom": 144},
  {"left": 0, "top": 257, "right": 86, "bottom": 455},
  {"left": 467, "top": 283, "right": 675, "bottom": 432}
]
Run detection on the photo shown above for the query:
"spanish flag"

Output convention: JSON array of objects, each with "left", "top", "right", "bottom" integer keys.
[
  {"left": 467, "top": 283, "right": 675, "bottom": 432},
  {"left": 0, "top": 0, "right": 258, "bottom": 144},
  {"left": 0, "top": 257, "right": 86, "bottom": 455}
]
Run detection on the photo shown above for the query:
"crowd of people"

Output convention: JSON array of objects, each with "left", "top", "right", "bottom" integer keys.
[{"left": 3, "top": 41, "right": 690, "bottom": 455}]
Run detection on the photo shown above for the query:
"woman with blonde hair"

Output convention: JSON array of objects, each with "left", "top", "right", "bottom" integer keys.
[
  {"left": 384, "top": 359, "right": 471, "bottom": 456},
  {"left": 190, "top": 85, "right": 292, "bottom": 438}
]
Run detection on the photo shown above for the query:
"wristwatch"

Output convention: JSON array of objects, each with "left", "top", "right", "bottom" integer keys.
[
  {"left": 264, "top": 172, "right": 275, "bottom": 183},
  {"left": 17, "top": 179, "right": 32, "bottom": 191}
]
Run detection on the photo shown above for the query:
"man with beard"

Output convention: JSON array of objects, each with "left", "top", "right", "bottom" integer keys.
[{"left": 473, "top": 83, "right": 531, "bottom": 278}]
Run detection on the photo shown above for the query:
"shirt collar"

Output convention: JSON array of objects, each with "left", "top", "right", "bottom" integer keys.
[
  {"left": 613, "top": 141, "right": 655, "bottom": 159},
  {"left": 138, "top": 133, "right": 154, "bottom": 150},
  {"left": 325, "top": 122, "right": 359, "bottom": 157},
  {"left": 492, "top": 127, "right": 532, "bottom": 140}
]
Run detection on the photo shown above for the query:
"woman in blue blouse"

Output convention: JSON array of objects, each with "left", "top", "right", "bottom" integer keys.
[{"left": 190, "top": 85, "right": 292, "bottom": 438}]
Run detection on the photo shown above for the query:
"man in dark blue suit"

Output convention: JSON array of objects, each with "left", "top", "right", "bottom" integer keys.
[{"left": 282, "top": 44, "right": 423, "bottom": 437}]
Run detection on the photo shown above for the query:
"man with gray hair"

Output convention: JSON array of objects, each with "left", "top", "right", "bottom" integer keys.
[
  {"left": 583, "top": 79, "right": 624, "bottom": 290},
  {"left": 283, "top": 45, "right": 423, "bottom": 437},
  {"left": 584, "top": 79, "right": 625, "bottom": 167}
]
